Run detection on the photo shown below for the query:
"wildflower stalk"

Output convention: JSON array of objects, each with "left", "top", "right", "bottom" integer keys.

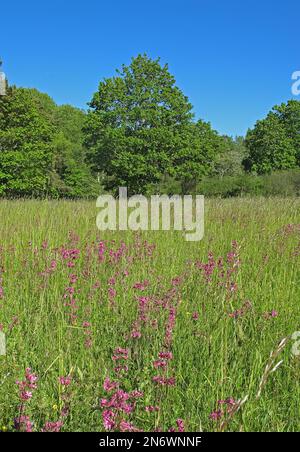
[
  {"left": 219, "top": 395, "right": 249, "bottom": 432},
  {"left": 256, "top": 336, "right": 290, "bottom": 400}
]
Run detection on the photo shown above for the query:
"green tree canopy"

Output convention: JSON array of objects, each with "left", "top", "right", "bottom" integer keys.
[
  {"left": 171, "top": 120, "right": 223, "bottom": 192},
  {"left": 0, "top": 87, "right": 55, "bottom": 196},
  {"left": 84, "top": 54, "right": 209, "bottom": 193},
  {"left": 0, "top": 85, "right": 99, "bottom": 198},
  {"left": 213, "top": 136, "right": 247, "bottom": 178},
  {"left": 274, "top": 100, "right": 300, "bottom": 165},
  {"left": 245, "top": 100, "right": 300, "bottom": 174}
]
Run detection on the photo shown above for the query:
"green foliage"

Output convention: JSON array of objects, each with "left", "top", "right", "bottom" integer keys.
[
  {"left": 0, "top": 86, "right": 99, "bottom": 198},
  {"left": 84, "top": 54, "right": 218, "bottom": 194},
  {"left": 49, "top": 132, "right": 99, "bottom": 198},
  {"left": 0, "top": 87, "right": 55, "bottom": 196},
  {"left": 198, "top": 174, "right": 263, "bottom": 197},
  {"left": 213, "top": 136, "right": 247, "bottom": 177},
  {"left": 171, "top": 120, "right": 223, "bottom": 193},
  {"left": 1, "top": 56, "right": 300, "bottom": 199},
  {"left": 198, "top": 169, "right": 300, "bottom": 198},
  {"left": 245, "top": 101, "right": 300, "bottom": 174},
  {"left": 274, "top": 100, "right": 300, "bottom": 165},
  {"left": 26, "top": 88, "right": 57, "bottom": 124},
  {"left": 262, "top": 169, "right": 300, "bottom": 196},
  {"left": 54, "top": 104, "right": 86, "bottom": 161}
]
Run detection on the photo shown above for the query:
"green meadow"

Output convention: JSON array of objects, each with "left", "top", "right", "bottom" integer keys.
[{"left": 0, "top": 198, "right": 299, "bottom": 432}]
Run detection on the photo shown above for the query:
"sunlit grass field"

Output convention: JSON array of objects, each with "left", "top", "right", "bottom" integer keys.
[{"left": 0, "top": 198, "right": 299, "bottom": 432}]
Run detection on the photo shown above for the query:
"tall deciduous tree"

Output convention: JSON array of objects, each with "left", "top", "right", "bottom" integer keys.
[
  {"left": 245, "top": 101, "right": 300, "bottom": 174},
  {"left": 0, "top": 87, "right": 55, "bottom": 196},
  {"left": 213, "top": 136, "right": 247, "bottom": 178},
  {"left": 274, "top": 100, "right": 300, "bottom": 165},
  {"left": 84, "top": 54, "right": 198, "bottom": 193},
  {"left": 171, "top": 120, "right": 223, "bottom": 193},
  {"left": 0, "top": 85, "right": 99, "bottom": 198}
]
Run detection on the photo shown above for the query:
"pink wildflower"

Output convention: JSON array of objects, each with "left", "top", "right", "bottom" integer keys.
[
  {"left": 131, "top": 330, "right": 142, "bottom": 339},
  {"left": 153, "top": 359, "right": 168, "bottom": 369},
  {"left": 145, "top": 405, "right": 160, "bottom": 412},
  {"left": 102, "top": 410, "right": 116, "bottom": 431},
  {"left": 133, "top": 280, "right": 149, "bottom": 291},
  {"left": 177, "top": 419, "right": 185, "bottom": 432},
  {"left": 192, "top": 312, "right": 199, "bottom": 320},
  {"left": 119, "top": 420, "right": 140, "bottom": 432},
  {"left": 42, "top": 421, "right": 63, "bottom": 432},
  {"left": 59, "top": 376, "right": 72, "bottom": 386},
  {"left": 20, "top": 391, "right": 33, "bottom": 401},
  {"left": 209, "top": 410, "right": 223, "bottom": 421},
  {"left": 158, "top": 351, "right": 173, "bottom": 360},
  {"left": 103, "top": 377, "right": 118, "bottom": 392},
  {"left": 14, "top": 415, "right": 33, "bottom": 432}
]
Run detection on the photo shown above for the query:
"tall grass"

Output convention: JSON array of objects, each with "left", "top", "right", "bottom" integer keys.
[{"left": 0, "top": 198, "right": 299, "bottom": 432}]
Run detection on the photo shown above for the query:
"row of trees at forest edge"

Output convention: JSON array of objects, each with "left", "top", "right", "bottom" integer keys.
[
  {"left": 0, "top": 55, "right": 299, "bottom": 197},
  {"left": 0, "top": 68, "right": 99, "bottom": 197}
]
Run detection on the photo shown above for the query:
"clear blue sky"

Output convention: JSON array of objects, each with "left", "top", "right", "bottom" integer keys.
[{"left": 1, "top": 0, "right": 299, "bottom": 136}]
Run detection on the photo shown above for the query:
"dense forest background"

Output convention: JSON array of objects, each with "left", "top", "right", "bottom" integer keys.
[{"left": 1, "top": 55, "right": 300, "bottom": 198}]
